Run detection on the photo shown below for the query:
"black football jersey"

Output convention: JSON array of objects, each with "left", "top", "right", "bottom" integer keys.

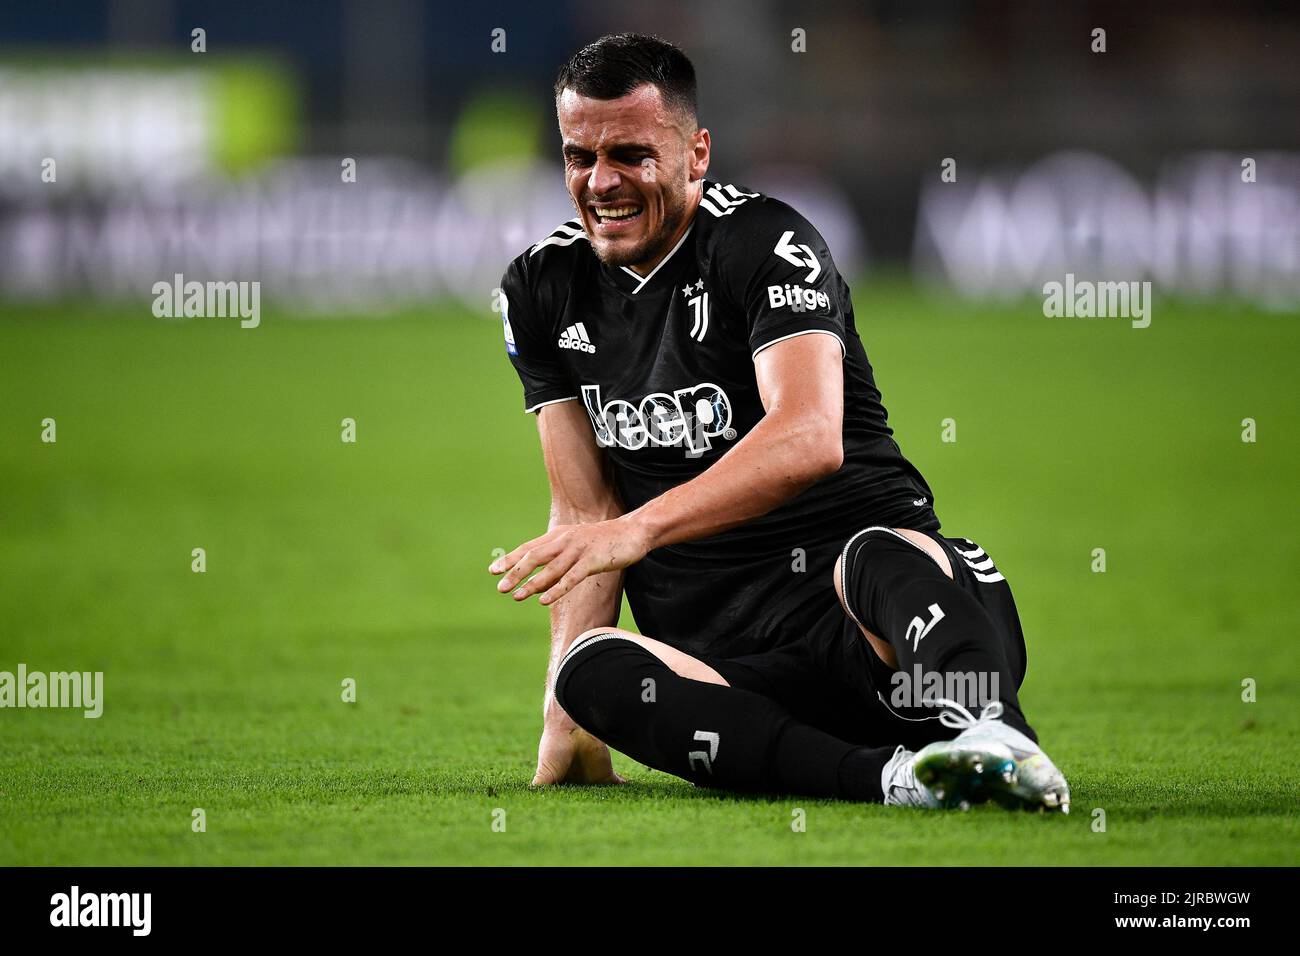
[{"left": 500, "top": 180, "right": 938, "bottom": 658}]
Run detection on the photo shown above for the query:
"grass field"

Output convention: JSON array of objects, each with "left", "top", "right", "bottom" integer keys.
[{"left": 1, "top": 283, "right": 1298, "bottom": 866}]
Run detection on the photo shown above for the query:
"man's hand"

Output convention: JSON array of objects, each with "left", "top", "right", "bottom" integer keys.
[
  {"left": 532, "top": 713, "right": 625, "bottom": 786},
  {"left": 490, "top": 516, "right": 651, "bottom": 606}
]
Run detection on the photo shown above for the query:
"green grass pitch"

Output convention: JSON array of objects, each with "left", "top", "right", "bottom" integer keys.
[{"left": 1, "top": 283, "right": 1297, "bottom": 866}]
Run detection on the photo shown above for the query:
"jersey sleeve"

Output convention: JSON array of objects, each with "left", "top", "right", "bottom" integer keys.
[
  {"left": 715, "top": 198, "right": 848, "bottom": 359},
  {"left": 499, "top": 255, "right": 578, "bottom": 413}
]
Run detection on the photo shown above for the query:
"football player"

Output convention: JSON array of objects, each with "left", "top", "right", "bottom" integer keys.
[{"left": 492, "top": 33, "right": 1068, "bottom": 811}]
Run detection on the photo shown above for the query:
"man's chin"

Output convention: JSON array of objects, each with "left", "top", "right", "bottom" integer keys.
[{"left": 591, "top": 236, "right": 654, "bottom": 270}]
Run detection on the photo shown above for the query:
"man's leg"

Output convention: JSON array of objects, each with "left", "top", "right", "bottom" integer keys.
[
  {"left": 553, "top": 628, "right": 899, "bottom": 801},
  {"left": 834, "top": 526, "right": 1035, "bottom": 739},
  {"left": 832, "top": 526, "right": 1070, "bottom": 811}
]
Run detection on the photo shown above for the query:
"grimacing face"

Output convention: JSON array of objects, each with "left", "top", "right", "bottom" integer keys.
[{"left": 556, "top": 83, "right": 710, "bottom": 272}]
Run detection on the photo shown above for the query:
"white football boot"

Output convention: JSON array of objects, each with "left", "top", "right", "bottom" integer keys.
[
  {"left": 909, "top": 698, "right": 1071, "bottom": 813},
  {"left": 880, "top": 744, "right": 941, "bottom": 808}
]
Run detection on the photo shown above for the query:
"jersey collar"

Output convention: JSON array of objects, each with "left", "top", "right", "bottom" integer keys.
[{"left": 604, "top": 217, "right": 696, "bottom": 296}]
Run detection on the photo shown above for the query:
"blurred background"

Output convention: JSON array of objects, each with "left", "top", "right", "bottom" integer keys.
[
  {"left": 2, "top": 0, "right": 1299, "bottom": 310},
  {"left": 2, "top": 2, "right": 1298, "bottom": 865}
]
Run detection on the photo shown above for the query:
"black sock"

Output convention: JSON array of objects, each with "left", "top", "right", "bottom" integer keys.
[
  {"left": 554, "top": 634, "right": 897, "bottom": 801},
  {"left": 842, "top": 531, "right": 1036, "bottom": 741}
]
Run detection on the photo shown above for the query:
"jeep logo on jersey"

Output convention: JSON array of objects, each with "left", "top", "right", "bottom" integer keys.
[{"left": 581, "top": 382, "right": 734, "bottom": 453}]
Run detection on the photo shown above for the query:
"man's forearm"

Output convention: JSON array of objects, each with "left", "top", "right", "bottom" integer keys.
[
  {"left": 540, "top": 489, "right": 624, "bottom": 720},
  {"left": 494, "top": 337, "right": 845, "bottom": 608},
  {"left": 541, "top": 566, "right": 622, "bottom": 722},
  {"left": 625, "top": 408, "right": 841, "bottom": 554}
]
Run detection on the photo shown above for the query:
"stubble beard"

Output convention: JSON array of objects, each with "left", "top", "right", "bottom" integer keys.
[{"left": 587, "top": 181, "right": 690, "bottom": 271}]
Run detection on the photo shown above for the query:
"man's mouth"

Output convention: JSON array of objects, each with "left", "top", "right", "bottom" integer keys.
[{"left": 590, "top": 202, "right": 644, "bottom": 232}]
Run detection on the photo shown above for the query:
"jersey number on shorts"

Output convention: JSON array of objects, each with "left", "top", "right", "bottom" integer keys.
[
  {"left": 688, "top": 730, "right": 720, "bottom": 775},
  {"left": 906, "top": 603, "right": 946, "bottom": 651}
]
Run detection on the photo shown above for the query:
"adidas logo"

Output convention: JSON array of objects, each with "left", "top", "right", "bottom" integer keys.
[{"left": 558, "top": 322, "right": 596, "bottom": 353}]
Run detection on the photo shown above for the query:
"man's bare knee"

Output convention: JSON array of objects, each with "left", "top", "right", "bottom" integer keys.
[
  {"left": 892, "top": 528, "right": 953, "bottom": 579},
  {"left": 569, "top": 628, "right": 728, "bottom": 686}
]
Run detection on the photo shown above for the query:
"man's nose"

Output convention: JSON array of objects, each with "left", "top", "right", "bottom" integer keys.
[{"left": 588, "top": 157, "right": 621, "bottom": 195}]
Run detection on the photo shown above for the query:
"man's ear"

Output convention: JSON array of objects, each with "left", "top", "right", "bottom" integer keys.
[{"left": 689, "top": 128, "right": 711, "bottom": 181}]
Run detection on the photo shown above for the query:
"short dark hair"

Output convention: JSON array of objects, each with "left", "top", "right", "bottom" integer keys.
[{"left": 554, "top": 33, "right": 697, "bottom": 126}]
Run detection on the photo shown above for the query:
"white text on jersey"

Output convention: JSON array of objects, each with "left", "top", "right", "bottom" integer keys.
[
  {"left": 581, "top": 383, "right": 734, "bottom": 453},
  {"left": 767, "top": 283, "right": 830, "bottom": 312},
  {"left": 558, "top": 322, "right": 596, "bottom": 353}
]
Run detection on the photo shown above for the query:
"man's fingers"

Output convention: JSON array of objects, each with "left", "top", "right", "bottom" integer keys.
[
  {"left": 490, "top": 542, "right": 535, "bottom": 576},
  {"left": 489, "top": 532, "right": 552, "bottom": 575},
  {"left": 497, "top": 541, "right": 561, "bottom": 593},
  {"left": 489, "top": 544, "right": 524, "bottom": 575},
  {"left": 495, "top": 551, "right": 536, "bottom": 593},
  {"left": 512, "top": 548, "right": 579, "bottom": 601},
  {"left": 538, "top": 563, "right": 590, "bottom": 606}
]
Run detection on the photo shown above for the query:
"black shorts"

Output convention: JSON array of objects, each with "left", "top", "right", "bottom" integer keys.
[{"left": 699, "top": 530, "right": 1029, "bottom": 750}]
